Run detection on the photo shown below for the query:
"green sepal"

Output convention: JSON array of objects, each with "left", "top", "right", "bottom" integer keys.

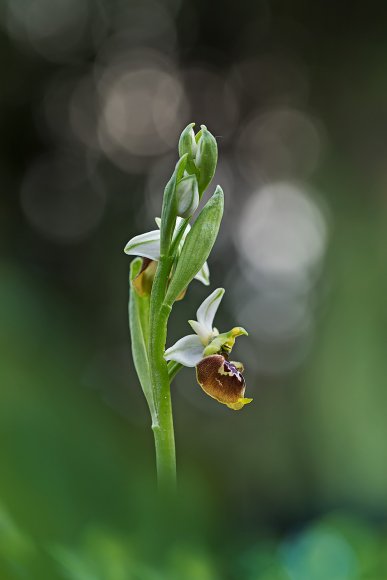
[
  {"left": 195, "top": 125, "right": 218, "bottom": 198},
  {"left": 164, "top": 185, "right": 224, "bottom": 306},
  {"left": 129, "top": 258, "right": 155, "bottom": 416},
  {"left": 160, "top": 154, "right": 188, "bottom": 256}
]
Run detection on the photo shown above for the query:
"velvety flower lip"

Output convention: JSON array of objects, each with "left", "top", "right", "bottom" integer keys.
[
  {"left": 124, "top": 217, "right": 209, "bottom": 286},
  {"left": 196, "top": 355, "right": 252, "bottom": 410}
]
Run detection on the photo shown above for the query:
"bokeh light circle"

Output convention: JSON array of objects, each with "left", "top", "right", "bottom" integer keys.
[
  {"left": 237, "top": 182, "right": 327, "bottom": 281},
  {"left": 236, "top": 109, "right": 323, "bottom": 184},
  {"left": 97, "top": 53, "right": 189, "bottom": 172}
]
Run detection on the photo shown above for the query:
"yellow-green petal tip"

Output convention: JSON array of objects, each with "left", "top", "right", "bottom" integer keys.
[{"left": 226, "top": 398, "right": 253, "bottom": 411}]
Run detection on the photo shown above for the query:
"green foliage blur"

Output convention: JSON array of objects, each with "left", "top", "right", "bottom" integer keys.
[{"left": 1, "top": 0, "right": 387, "bottom": 578}]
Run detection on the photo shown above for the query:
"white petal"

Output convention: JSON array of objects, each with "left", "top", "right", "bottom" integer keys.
[
  {"left": 179, "top": 221, "right": 191, "bottom": 245},
  {"left": 175, "top": 216, "right": 186, "bottom": 231},
  {"left": 157, "top": 217, "right": 185, "bottom": 233},
  {"left": 164, "top": 335, "right": 203, "bottom": 367},
  {"left": 157, "top": 216, "right": 185, "bottom": 236},
  {"left": 124, "top": 230, "right": 161, "bottom": 260},
  {"left": 172, "top": 218, "right": 190, "bottom": 250},
  {"left": 188, "top": 320, "right": 212, "bottom": 345},
  {"left": 196, "top": 287, "right": 225, "bottom": 332},
  {"left": 194, "top": 261, "right": 210, "bottom": 285}
]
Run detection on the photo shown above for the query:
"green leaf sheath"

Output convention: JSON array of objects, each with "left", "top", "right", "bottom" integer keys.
[
  {"left": 148, "top": 255, "right": 176, "bottom": 489},
  {"left": 129, "top": 259, "right": 155, "bottom": 417},
  {"left": 128, "top": 125, "right": 221, "bottom": 491},
  {"left": 164, "top": 186, "right": 224, "bottom": 307}
]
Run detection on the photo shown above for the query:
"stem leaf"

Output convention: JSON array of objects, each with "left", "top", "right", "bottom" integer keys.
[
  {"left": 129, "top": 258, "right": 155, "bottom": 416},
  {"left": 165, "top": 185, "right": 224, "bottom": 306}
]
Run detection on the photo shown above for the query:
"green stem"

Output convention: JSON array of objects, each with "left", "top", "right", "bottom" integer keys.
[
  {"left": 167, "top": 360, "right": 183, "bottom": 382},
  {"left": 149, "top": 255, "right": 176, "bottom": 490}
]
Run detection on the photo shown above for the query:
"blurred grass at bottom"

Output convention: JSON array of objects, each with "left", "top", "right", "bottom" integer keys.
[
  {"left": 1, "top": 261, "right": 387, "bottom": 579},
  {"left": 0, "top": 261, "right": 217, "bottom": 578}
]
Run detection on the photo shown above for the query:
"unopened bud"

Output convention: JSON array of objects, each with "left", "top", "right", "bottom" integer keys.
[
  {"left": 195, "top": 125, "right": 218, "bottom": 197},
  {"left": 176, "top": 174, "right": 199, "bottom": 218},
  {"left": 178, "top": 123, "right": 197, "bottom": 174},
  {"left": 179, "top": 123, "right": 197, "bottom": 159}
]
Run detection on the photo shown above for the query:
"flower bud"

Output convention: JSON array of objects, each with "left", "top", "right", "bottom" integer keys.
[
  {"left": 179, "top": 123, "right": 197, "bottom": 161},
  {"left": 196, "top": 354, "right": 252, "bottom": 410},
  {"left": 195, "top": 125, "right": 218, "bottom": 197},
  {"left": 175, "top": 174, "right": 199, "bottom": 218}
]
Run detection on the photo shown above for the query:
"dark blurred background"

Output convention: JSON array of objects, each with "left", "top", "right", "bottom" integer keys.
[{"left": 1, "top": 0, "right": 387, "bottom": 578}]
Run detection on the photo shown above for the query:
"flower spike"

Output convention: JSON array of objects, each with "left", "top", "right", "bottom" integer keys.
[{"left": 126, "top": 124, "right": 252, "bottom": 489}]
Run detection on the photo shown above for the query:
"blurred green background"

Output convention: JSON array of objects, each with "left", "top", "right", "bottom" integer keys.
[{"left": 1, "top": 0, "right": 387, "bottom": 578}]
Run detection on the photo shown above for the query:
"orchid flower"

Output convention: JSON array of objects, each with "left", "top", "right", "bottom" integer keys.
[
  {"left": 124, "top": 217, "right": 209, "bottom": 292},
  {"left": 164, "top": 288, "right": 252, "bottom": 410},
  {"left": 126, "top": 123, "right": 252, "bottom": 489}
]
